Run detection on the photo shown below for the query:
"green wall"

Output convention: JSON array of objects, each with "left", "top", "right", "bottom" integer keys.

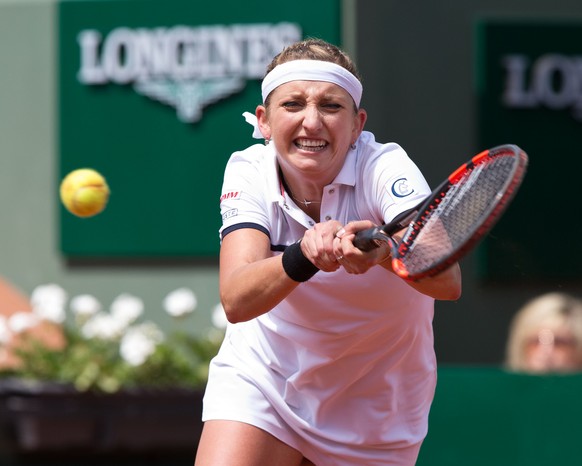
[
  {"left": 57, "top": 0, "right": 338, "bottom": 258},
  {"left": 418, "top": 368, "right": 582, "bottom": 466}
]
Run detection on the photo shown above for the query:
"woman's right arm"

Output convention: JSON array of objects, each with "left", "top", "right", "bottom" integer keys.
[{"left": 219, "top": 228, "right": 301, "bottom": 323}]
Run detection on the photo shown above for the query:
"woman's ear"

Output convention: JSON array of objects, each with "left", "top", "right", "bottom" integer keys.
[
  {"left": 354, "top": 108, "right": 367, "bottom": 139},
  {"left": 256, "top": 105, "right": 271, "bottom": 141}
]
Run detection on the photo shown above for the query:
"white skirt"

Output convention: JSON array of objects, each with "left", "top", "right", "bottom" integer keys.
[{"left": 202, "top": 338, "right": 423, "bottom": 466}]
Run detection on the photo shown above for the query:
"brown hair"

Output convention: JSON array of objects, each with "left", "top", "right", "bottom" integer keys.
[
  {"left": 266, "top": 38, "right": 361, "bottom": 79},
  {"left": 264, "top": 38, "right": 361, "bottom": 110}
]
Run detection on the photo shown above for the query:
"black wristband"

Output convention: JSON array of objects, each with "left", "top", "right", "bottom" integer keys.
[{"left": 282, "top": 241, "right": 319, "bottom": 282}]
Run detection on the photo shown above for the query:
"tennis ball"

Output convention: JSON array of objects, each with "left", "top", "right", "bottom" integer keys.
[{"left": 60, "top": 168, "right": 110, "bottom": 218}]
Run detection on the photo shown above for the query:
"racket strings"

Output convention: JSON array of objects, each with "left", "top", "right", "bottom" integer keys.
[{"left": 398, "top": 155, "right": 518, "bottom": 274}]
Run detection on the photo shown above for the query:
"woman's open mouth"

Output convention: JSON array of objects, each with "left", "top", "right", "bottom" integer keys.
[{"left": 294, "top": 138, "right": 328, "bottom": 152}]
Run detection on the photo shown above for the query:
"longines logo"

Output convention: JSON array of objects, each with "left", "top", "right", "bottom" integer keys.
[
  {"left": 502, "top": 54, "right": 582, "bottom": 121},
  {"left": 77, "top": 23, "right": 302, "bottom": 123}
]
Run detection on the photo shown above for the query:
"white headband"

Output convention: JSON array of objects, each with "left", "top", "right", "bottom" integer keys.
[{"left": 261, "top": 59, "right": 363, "bottom": 107}]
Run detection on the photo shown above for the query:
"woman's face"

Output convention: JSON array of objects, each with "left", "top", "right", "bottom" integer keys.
[
  {"left": 257, "top": 80, "right": 366, "bottom": 184},
  {"left": 523, "top": 326, "right": 581, "bottom": 373}
]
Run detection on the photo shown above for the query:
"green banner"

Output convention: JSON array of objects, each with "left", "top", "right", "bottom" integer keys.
[
  {"left": 417, "top": 367, "right": 582, "bottom": 466},
  {"left": 59, "top": 0, "right": 340, "bottom": 258},
  {"left": 476, "top": 20, "right": 582, "bottom": 281}
]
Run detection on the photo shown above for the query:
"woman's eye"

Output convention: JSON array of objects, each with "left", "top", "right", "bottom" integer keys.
[{"left": 282, "top": 101, "right": 301, "bottom": 109}]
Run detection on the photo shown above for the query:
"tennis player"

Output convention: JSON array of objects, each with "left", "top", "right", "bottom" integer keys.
[{"left": 195, "top": 38, "right": 462, "bottom": 466}]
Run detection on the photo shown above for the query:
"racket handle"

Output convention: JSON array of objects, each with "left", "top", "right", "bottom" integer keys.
[
  {"left": 354, "top": 206, "right": 419, "bottom": 252},
  {"left": 353, "top": 227, "right": 392, "bottom": 252}
]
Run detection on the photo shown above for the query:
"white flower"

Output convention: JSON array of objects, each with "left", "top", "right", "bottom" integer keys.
[
  {"left": 163, "top": 288, "right": 197, "bottom": 317},
  {"left": 110, "top": 293, "right": 144, "bottom": 326},
  {"left": 70, "top": 294, "right": 101, "bottom": 318},
  {"left": 0, "top": 316, "right": 11, "bottom": 344},
  {"left": 211, "top": 302, "right": 228, "bottom": 329},
  {"left": 120, "top": 322, "right": 164, "bottom": 367},
  {"left": 8, "top": 312, "right": 40, "bottom": 334},
  {"left": 30, "top": 283, "right": 67, "bottom": 324},
  {"left": 81, "top": 312, "right": 124, "bottom": 340}
]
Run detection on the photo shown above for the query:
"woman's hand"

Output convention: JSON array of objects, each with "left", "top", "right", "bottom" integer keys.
[
  {"left": 300, "top": 220, "right": 344, "bottom": 272},
  {"left": 332, "top": 220, "right": 392, "bottom": 274}
]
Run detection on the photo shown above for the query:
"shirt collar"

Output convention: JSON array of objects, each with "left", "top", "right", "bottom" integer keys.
[
  {"left": 332, "top": 146, "right": 358, "bottom": 186},
  {"left": 268, "top": 144, "right": 359, "bottom": 205}
]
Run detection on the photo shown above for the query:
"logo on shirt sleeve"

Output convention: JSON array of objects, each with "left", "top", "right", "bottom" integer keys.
[
  {"left": 222, "top": 208, "right": 238, "bottom": 221},
  {"left": 220, "top": 191, "right": 242, "bottom": 203},
  {"left": 389, "top": 178, "right": 414, "bottom": 198}
]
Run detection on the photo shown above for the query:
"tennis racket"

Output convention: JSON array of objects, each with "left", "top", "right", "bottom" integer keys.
[{"left": 353, "top": 144, "right": 528, "bottom": 280}]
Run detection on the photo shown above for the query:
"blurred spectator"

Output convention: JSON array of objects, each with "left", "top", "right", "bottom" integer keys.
[{"left": 505, "top": 292, "right": 582, "bottom": 374}]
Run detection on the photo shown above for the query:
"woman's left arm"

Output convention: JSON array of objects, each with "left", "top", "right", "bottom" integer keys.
[{"left": 393, "top": 262, "right": 462, "bottom": 301}]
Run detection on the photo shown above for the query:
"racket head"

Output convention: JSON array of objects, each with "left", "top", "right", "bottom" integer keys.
[{"left": 392, "top": 144, "right": 528, "bottom": 281}]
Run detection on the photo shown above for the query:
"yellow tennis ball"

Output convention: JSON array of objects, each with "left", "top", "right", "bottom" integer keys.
[{"left": 60, "top": 168, "right": 110, "bottom": 218}]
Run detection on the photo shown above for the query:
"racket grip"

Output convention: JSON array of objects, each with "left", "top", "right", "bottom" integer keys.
[{"left": 353, "top": 227, "right": 392, "bottom": 252}]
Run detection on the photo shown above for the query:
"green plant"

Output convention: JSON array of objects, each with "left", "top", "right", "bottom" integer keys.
[{"left": 0, "top": 285, "right": 225, "bottom": 393}]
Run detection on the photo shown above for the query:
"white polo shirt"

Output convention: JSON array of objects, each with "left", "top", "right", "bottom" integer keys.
[{"left": 206, "top": 131, "right": 437, "bottom": 466}]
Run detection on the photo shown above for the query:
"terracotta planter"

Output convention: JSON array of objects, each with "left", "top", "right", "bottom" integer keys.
[{"left": 0, "top": 379, "right": 204, "bottom": 461}]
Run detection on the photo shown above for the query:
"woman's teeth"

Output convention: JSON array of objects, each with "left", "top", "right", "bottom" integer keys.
[{"left": 295, "top": 139, "right": 327, "bottom": 150}]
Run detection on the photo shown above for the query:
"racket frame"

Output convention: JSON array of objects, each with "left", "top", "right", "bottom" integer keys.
[{"left": 357, "top": 144, "right": 528, "bottom": 281}]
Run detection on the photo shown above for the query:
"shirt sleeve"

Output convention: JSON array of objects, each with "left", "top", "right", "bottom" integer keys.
[
  {"left": 218, "top": 145, "right": 272, "bottom": 240},
  {"left": 363, "top": 141, "right": 431, "bottom": 225}
]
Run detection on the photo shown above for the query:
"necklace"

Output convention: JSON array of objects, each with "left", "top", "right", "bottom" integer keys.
[
  {"left": 290, "top": 195, "right": 321, "bottom": 207},
  {"left": 278, "top": 166, "right": 321, "bottom": 207}
]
